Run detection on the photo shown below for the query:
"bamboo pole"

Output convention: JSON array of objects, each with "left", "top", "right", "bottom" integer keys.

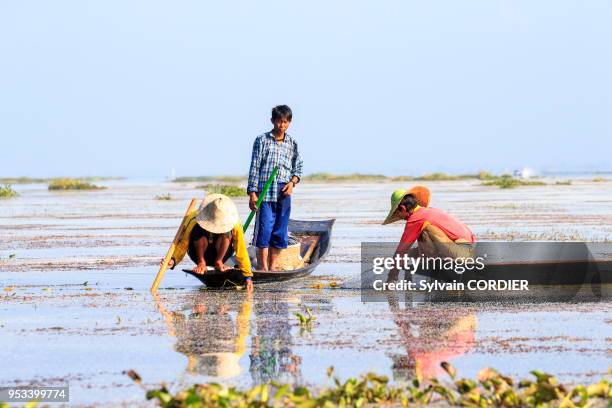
[
  {"left": 243, "top": 167, "right": 278, "bottom": 232},
  {"left": 151, "top": 198, "right": 198, "bottom": 293}
]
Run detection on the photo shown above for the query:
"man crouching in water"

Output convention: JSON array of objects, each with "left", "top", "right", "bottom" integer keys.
[
  {"left": 160, "top": 194, "right": 253, "bottom": 292},
  {"left": 383, "top": 186, "right": 476, "bottom": 282}
]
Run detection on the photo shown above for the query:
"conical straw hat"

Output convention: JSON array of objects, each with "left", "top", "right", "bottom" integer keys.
[{"left": 196, "top": 194, "right": 239, "bottom": 234}]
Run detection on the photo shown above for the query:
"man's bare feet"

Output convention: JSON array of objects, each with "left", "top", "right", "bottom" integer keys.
[
  {"left": 193, "top": 262, "right": 207, "bottom": 275},
  {"left": 256, "top": 247, "right": 269, "bottom": 271},
  {"left": 214, "top": 261, "right": 230, "bottom": 272},
  {"left": 269, "top": 247, "right": 282, "bottom": 271}
]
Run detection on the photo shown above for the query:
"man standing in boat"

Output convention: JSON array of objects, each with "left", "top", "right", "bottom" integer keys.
[
  {"left": 383, "top": 186, "right": 477, "bottom": 282},
  {"left": 161, "top": 194, "right": 253, "bottom": 292},
  {"left": 248, "top": 105, "right": 303, "bottom": 271}
]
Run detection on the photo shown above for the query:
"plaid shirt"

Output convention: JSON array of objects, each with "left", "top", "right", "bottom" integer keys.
[{"left": 247, "top": 132, "right": 303, "bottom": 202}]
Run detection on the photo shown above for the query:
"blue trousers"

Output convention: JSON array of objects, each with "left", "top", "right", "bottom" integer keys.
[{"left": 254, "top": 183, "right": 291, "bottom": 249}]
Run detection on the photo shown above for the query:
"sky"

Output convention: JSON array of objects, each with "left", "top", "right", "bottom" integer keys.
[{"left": 0, "top": 1, "right": 610, "bottom": 178}]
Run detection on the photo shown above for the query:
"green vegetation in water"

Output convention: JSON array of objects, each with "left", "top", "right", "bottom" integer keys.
[
  {"left": 304, "top": 172, "right": 387, "bottom": 182},
  {"left": 592, "top": 177, "right": 609, "bottom": 182},
  {"left": 305, "top": 171, "right": 512, "bottom": 183},
  {"left": 155, "top": 193, "right": 172, "bottom": 201},
  {"left": 482, "top": 175, "right": 546, "bottom": 189},
  {"left": 130, "top": 363, "right": 611, "bottom": 408},
  {"left": 0, "top": 185, "right": 18, "bottom": 199},
  {"left": 555, "top": 180, "right": 572, "bottom": 186},
  {"left": 48, "top": 178, "right": 106, "bottom": 191},
  {"left": 471, "top": 171, "right": 503, "bottom": 180},
  {"left": 415, "top": 172, "right": 462, "bottom": 181},
  {"left": 0, "top": 402, "right": 37, "bottom": 408},
  {"left": 0, "top": 177, "right": 48, "bottom": 184},
  {"left": 198, "top": 184, "right": 247, "bottom": 197},
  {"left": 174, "top": 175, "right": 246, "bottom": 183},
  {"left": 294, "top": 307, "right": 315, "bottom": 328},
  {"left": 0, "top": 176, "right": 123, "bottom": 184}
]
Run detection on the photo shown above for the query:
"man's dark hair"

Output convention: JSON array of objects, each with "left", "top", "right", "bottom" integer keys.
[
  {"left": 271, "top": 105, "right": 293, "bottom": 122},
  {"left": 398, "top": 194, "right": 417, "bottom": 212}
]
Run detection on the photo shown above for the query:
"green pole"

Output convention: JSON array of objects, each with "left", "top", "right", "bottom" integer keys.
[{"left": 243, "top": 167, "right": 278, "bottom": 232}]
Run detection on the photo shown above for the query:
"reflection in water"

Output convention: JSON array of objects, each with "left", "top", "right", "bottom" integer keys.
[
  {"left": 386, "top": 293, "right": 476, "bottom": 382},
  {"left": 154, "top": 292, "right": 303, "bottom": 383},
  {"left": 154, "top": 292, "right": 252, "bottom": 378},
  {"left": 250, "top": 296, "right": 303, "bottom": 384}
]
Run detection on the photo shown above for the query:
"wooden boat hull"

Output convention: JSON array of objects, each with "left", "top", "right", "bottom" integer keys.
[{"left": 183, "top": 219, "right": 335, "bottom": 287}]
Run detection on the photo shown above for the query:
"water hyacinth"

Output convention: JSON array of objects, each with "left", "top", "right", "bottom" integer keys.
[
  {"left": 48, "top": 178, "right": 106, "bottom": 191},
  {"left": 132, "top": 363, "right": 611, "bottom": 407},
  {"left": 294, "top": 307, "right": 315, "bottom": 328},
  {"left": 198, "top": 184, "right": 247, "bottom": 197},
  {"left": 481, "top": 175, "right": 546, "bottom": 189},
  {"left": 0, "top": 184, "right": 18, "bottom": 198}
]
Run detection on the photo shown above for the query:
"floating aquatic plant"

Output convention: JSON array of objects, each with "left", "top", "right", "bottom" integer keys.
[
  {"left": 48, "top": 178, "right": 106, "bottom": 191},
  {"left": 132, "top": 363, "right": 611, "bottom": 407},
  {"left": 198, "top": 184, "right": 247, "bottom": 197},
  {"left": 294, "top": 307, "right": 315, "bottom": 328},
  {"left": 0, "top": 177, "right": 48, "bottom": 184},
  {"left": 414, "top": 172, "right": 462, "bottom": 181},
  {"left": 482, "top": 175, "right": 546, "bottom": 189},
  {"left": 155, "top": 193, "right": 172, "bottom": 200},
  {"left": 472, "top": 171, "right": 501, "bottom": 180},
  {"left": 0, "top": 184, "right": 18, "bottom": 198}
]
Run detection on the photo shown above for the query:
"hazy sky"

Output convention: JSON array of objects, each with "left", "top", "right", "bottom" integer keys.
[{"left": 1, "top": 1, "right": 610, "bottom": 178}]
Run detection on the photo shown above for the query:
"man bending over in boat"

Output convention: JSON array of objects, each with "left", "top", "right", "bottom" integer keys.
[
  {"left": 160, "top": 194, "right": 253, "bottom": 292},
  {"left": 383, "top": 186, "right": 476, "bottom": 282}
]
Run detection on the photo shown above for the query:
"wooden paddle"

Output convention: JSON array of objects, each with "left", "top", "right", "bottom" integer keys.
[
  {"left": 297, "top": 236, "right": 320, "bottom": 269},
  {"left": 151, "top": 198, "right": 198, "bottom": 293}
]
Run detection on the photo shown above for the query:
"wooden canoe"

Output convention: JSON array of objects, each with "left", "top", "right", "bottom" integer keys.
[{"left": 183, "top": 219, "right": 335, "bottom": 287}]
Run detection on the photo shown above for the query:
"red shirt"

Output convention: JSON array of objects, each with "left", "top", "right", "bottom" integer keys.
[{"left": 400, "top": 206, "right": 476, "bottom": 245}]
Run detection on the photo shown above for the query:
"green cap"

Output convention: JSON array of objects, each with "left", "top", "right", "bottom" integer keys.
[
  {"left": 382, "top": 185, "right": 431, "bottom": 225},
  {"left": 382, "top": 189, "right": 409, "bottom": 225}
]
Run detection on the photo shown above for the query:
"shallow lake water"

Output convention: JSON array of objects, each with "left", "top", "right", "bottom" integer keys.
[{"left": 1, "top": 179, "right": 611, "bottom": 406}]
